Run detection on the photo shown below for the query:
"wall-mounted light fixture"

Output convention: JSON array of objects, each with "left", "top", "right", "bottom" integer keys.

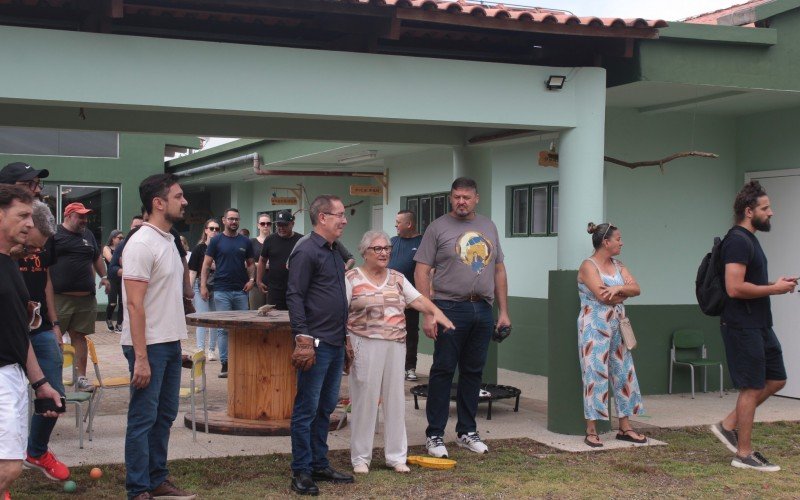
[
  {"left": 338, "top": 150, "right": 378, "bottom": 165},
  {"left": 545, "top": 75, "right": 566, "bottom": 91}
]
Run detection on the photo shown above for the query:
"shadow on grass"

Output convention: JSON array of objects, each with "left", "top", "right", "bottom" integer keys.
[{"left": 12, "top": 422, "right": 800, "bottom": 499}]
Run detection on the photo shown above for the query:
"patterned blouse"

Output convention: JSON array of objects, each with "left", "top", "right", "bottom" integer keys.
[{"left": 345, "top": 268, "right": 422, "bottom": 341}]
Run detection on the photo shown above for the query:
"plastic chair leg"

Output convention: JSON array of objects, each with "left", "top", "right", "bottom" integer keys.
[
  {"left": 77, "top": 405, "right": 84, "bottom": 449},
  {"left": 719, "top": 365, "right": 724, "bottom": 398},
  {"left": 202, "top": 391, "right": 209, "bottom": 435},
  {"left": 689, "top": 366, "right": 695, "bottom": 399},
  {"left": 668, "top": 363, "right": 673, "bottom": 394},
  {"left": 704, "top": 366, "right": 708, "bottom": 393},
  {"left": 190, "top": 380, "right": 197, "bottom": 442}
]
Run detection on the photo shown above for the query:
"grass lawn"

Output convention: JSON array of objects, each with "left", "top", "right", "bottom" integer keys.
[{"left": 13, "top": 422, "right": 800, "bottom": 499}]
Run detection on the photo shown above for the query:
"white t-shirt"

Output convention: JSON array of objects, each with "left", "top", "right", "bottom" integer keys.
[{"left": 120, "top": 223, "right": 188, "bottom": 346}]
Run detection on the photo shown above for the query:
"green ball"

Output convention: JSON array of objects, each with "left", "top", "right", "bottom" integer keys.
[{"left": 63, "top": 480, "right": 77, "bottom": 493}]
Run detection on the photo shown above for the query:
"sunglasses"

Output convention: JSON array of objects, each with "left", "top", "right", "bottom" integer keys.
[
  {"left": 207, "top": 227, "right": 220, "bottom": 232},
  {"left": 259, "top": 221, "right": 272, "bottom": 227}
]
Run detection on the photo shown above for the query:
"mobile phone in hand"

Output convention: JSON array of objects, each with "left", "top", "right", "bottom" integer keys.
[{"left": 34, "top": 396, "right": 67, "bottom": 414}]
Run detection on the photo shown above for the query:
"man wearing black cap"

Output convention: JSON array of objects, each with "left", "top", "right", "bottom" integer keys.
[
  {"left": 0, "top": 162, "right": 49, "bottom": 200},
  {"left": 257, "top": 209, "right": 302, "bottom": 310},
  {"left": 1, "top": 166, "right": 71, "bottom": 482}
]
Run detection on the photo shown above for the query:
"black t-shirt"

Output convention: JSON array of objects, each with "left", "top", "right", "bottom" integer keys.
[
  {"left": 260, "top": 232, "right": 303, "bottom": 292},
  {"left": 49, "top": 225, "right": 100, "bottom": 294},
  {"left": 19, "top": 238, "right": 57, "bottom": 334},
  {"left": 0, "top": 254, "right": 32, "bottom": 369},
  {"left": 187, "top": 243, "right": 207, "bottom": 273},
  {"left": 721, "top": 225, "right": 771, "bottom": 328}
]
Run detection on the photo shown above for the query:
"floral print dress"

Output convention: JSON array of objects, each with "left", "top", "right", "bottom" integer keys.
[{"left": 577, "top": 258, "right": 644, "bottom": 421}]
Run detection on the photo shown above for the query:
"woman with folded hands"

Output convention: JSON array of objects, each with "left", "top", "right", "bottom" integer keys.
[
  {"left": 578, "top": 222, "right": 646, "bottom": 448},
  {"left": 346, "top": 230, "right": 454, "bottom": 474}
]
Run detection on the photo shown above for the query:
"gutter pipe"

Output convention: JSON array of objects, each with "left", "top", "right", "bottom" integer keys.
[{"left": 174, "top": 153, "right": 261, "bottom": 178}]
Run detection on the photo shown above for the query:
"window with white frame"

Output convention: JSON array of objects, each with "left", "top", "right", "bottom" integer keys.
[{"left": 508, "top": 182, "right": 558, "bottom": 237}]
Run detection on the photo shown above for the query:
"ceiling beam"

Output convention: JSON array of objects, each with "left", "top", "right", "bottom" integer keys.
[{"left": 637, "top": 90, "right": 749, "bottom": 114}]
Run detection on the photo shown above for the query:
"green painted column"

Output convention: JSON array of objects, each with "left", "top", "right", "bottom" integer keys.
[
  {"left": 547, "top": 68, "right": 607, "bottom": 435},
  {"left": 546, "top": 270, "right": 585, "bottom": 434}
]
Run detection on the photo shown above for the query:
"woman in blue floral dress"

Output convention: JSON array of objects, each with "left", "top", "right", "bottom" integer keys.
[{"left": 578, "top": 222, "right": 646, "bottom": 447}]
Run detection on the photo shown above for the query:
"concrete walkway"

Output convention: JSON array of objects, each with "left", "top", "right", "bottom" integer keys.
[{"left": 47, "top": 326, "right": 800, "bottom": 467}]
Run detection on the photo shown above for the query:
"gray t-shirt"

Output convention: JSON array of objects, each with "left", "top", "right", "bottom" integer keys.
[{"left": 414, "top": 213, "right": 503, "bottom": 303}]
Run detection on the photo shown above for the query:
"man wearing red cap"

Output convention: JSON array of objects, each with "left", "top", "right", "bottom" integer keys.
[{"left": 48, "top": 202, "right": 110, "bottom": 392}]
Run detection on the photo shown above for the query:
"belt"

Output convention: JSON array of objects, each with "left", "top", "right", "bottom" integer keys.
[{"left": 462, "top": 294, "right": 483, "bottom": 302}]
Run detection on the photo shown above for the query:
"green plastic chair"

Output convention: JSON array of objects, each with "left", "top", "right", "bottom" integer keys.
[{"left": 669, "top": 329, "right": 723, "bottom": 398}]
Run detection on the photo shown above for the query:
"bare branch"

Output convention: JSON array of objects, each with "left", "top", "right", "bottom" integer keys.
[{"left": 604, "top": 151, "right": 718, "bottom": 172}]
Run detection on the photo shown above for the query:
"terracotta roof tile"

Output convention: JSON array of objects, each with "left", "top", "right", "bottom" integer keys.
[{"left": 344, "top": 1, "right": 668, "bottom": 29}]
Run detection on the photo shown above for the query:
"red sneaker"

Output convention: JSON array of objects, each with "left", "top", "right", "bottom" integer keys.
[{"left": 24, "top": 450, "right": 70, "bottom": 481}]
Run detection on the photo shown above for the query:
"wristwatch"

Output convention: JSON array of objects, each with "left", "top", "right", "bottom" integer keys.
[{"left": 31, "top": 377, "right": 48, "bottom": 390}]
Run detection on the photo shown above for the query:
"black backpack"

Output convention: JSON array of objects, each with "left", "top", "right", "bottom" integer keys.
[{"left": 695, "top": 231, "right": 753, "bottom": 316}]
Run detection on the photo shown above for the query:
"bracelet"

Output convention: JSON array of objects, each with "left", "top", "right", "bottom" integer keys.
[
  {"left": 31, "top": 377, "right": 48, "bottom": 390},
  {"left": 52, "top": 321, "right": 60, "bottom": 327}
]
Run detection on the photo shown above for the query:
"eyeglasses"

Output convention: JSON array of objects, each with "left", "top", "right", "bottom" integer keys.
[
  {"left": 207, "top": 227, "right": 220, "bottom": 232},
  {"left": 226, "top": 217, "right": 240, "bottom": 222},
  {"left": 367, "top": 245, "right": 392, "bottom": 254},
  {"left": 323, "top": 212, "right": 346, "bottom": 219},
  {"left": 16, "top": 179, "right": 42, "bottom": 190},
  {"left": 258, "top": 221, "right": 272, "bottom": 227}
]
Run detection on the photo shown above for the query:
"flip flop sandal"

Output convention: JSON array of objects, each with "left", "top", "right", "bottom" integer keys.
[
  {"left": 584, "top": 433, "right": 603, "bottom": 448},
  {"left": 616, "top": 429, "right": 647, "bottom": 444}
]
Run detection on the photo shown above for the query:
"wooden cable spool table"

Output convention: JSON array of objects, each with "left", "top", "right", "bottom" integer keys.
[{"left": 185, "top": 310, "right": 342, "bottom": 436}]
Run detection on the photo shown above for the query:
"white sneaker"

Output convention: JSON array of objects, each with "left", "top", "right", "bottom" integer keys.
[
  {"left": 405, "top": 369, "right": 418, "bottom": 381},
  {"left": 426, "top": 435, "right": 448, "bottom": 458},
  {"left": 392, "top": 463, "right": 410, "bottom": 473},
  {"left": 207, "top": 351, "right": 216, "bottom": 361},
  {"left": 353, "top": 463, "right": 369, "bottom": 474},
  {"left": 76, "top": 376, "right": 95, "bottom": 392},
  {"left": 457, "top": 432, "right": 489, "bottom": 454}
]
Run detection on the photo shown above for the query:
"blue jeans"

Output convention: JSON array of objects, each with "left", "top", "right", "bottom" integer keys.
[
  {"left": 122, "top": 342, "right": 181, "bottom": 499},
  {"left": 27, "top": 331, "right": 66, "bottom": 457},
  {"left": 192, "top": 282, "right": 216, "bottom": 351},
  {"left": 290, "top": 341, "right": 344, "bottom": 474},
  {"left": 213, "top": 290, "right": 249, "bottom": 364},
  {"left": 426, "top": 300, "right": 493, "bottom": 437}
]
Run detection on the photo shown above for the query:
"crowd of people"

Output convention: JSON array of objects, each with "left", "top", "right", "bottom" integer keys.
[{"left": 0, "top": 159, "right": 790, "bottom": 499}]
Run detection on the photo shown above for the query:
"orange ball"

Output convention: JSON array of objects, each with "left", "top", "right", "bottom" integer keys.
[{"left": 89, "top": 467, "right": 102, "bottom": 480}]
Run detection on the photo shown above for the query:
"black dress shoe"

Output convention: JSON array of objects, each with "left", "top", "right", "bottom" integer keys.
[
  {"left": 291, "top": 472, "right": 319, "bottom": 496},
  {"left": 311, "top": 466, "right": 354, "bottom": 484}
]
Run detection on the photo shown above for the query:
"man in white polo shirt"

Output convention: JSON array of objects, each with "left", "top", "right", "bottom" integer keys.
[{"left": 121, "top": 174, "right": 194, "bottom": 500}]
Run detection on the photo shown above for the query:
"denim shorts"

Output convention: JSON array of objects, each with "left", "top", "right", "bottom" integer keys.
[{"left": 720, "top": 325, "right": 786, "bottom": 390}]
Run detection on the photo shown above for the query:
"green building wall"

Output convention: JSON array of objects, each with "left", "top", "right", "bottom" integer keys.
[{"left": 0, "top": 132, "right": 201, "bottom": 308}]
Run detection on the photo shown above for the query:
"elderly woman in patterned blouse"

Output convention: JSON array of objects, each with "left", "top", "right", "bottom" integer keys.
[{"left": 346, "top": 230, "right": 454, "bottom": 474}]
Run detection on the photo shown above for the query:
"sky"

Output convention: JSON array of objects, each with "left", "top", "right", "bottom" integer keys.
[
  {"left": 506, "top": 0, "right": 742, "bottom": 21},
  {"left": 192, "top": 0, "right": 742, "bottom": 153}
]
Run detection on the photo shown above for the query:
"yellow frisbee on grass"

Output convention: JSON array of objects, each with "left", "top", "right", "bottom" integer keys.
[{"left": 407, "top": 455, "right": 457, "bottom": 470}]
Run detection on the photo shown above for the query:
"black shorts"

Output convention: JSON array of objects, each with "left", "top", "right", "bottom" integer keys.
[{"left": 720, "top": 325, "right": 787, "bottom": 390}]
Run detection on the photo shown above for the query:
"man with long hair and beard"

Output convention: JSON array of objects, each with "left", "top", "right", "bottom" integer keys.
[{"left": 710, "top": 181, "right": 796, "bottom": 472}]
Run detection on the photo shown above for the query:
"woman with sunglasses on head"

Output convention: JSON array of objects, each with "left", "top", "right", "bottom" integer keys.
[
  {"left": 188, "top": 218, "right": 220, "bottom": 359},
  {"left": 102, "top": 229, "right": 125, "bottom": 332},
  {"left": 578, "top": 222, "right": 646, "bottom": 448},
  {"left": 346, "top": 230, "right": 454, "bottom": 475},
  {"left": 249, "top": 213, "right": 272, "bottom": 308}
]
